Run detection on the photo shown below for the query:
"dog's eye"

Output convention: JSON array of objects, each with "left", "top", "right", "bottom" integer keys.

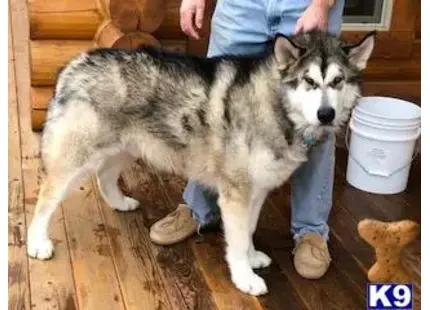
[
  {"left": 330, "top": 76, "right": 344, "bottom": 88},
  {"left": 304, "top": 76, "right": 317, "bottom": 88}
]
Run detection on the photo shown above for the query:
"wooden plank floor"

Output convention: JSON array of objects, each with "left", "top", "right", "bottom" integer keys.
[{"left": 9, "top": 1, "right": 421, "bottom": 309}]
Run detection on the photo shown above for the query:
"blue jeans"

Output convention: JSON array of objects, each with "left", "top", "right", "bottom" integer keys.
[{"left": 183, "top": 0, "right": 344, "bottom": 240}]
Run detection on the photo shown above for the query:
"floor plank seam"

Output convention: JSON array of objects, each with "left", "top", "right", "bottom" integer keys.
[
  {"left": 90, "top": 176, "right": 128, "bottom": 310},
  {"left": 329, "top": 236, "right": 368, "bottom": 298},
  {"left": 329, "top": 229, "right": 367, "bottom": 273},
  {"left": 60, "top": 201, "right": 81, "bottom": 310}
]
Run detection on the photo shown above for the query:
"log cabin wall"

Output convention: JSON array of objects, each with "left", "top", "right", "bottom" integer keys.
[
  {"left": 29, "top": 0, "right": 215, "bottom": 130},
  {"left": 29, "top": 0, "right": 420, "bottom": 131}
]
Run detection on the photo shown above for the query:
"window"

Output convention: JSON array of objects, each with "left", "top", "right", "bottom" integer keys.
[{"left": 342, "top": 0, "right": 393, "bottom": 30}]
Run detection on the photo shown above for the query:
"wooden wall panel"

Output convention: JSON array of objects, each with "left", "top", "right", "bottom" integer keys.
[
  {"left": 30, "top": 40, "right": 93, "bottom": 86},
  {"left": 342, "top": 31, "right": 414, "bottom": 60},
  {"left": 415, "top": 0, "right": 421, "bottom": 39},
  {"left": 155, "top": 0, "right": 184, "bottom": 39},
  {"left": 389, "top": 0, "right": 417, "bottom": 32},
  {"left": 363, "top": 81, "right": 421, "bottom": 106},
  {"left": 365, "top": 59, "right": 420, "bottom": 81}
]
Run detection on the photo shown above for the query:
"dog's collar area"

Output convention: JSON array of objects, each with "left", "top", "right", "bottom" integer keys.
[{"left": 303, "top": 135, "right": 317, "bottom": 146}]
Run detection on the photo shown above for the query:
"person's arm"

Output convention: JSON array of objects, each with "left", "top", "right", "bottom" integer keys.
[
  {"left": 315, "top": 0, "right": 335, "bottom": 9},
  {"left": 180, "top": 0, "right": 207, "bottom": 40},
  {"left": 294, "top": 0, "right": 334, "bottom": 34}
]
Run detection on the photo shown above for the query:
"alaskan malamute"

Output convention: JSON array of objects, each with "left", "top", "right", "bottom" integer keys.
[{"left": 27, "top": 31, "right": 375, "bottom": 295}]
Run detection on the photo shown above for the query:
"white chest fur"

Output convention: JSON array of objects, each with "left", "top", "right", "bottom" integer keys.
[{"left": 248, "top": 141, "right": 308, "bottom": 190}]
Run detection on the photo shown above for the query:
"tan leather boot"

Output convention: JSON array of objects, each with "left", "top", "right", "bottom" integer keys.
[
  {"left": 293, "top": 232, "right": 332, "bottom": 279},
  {"left": 149, "top": 204, "right": 198, "bottom": 245}
]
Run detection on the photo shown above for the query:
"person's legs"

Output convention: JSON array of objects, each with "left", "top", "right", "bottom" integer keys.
[
  {"left": 150, "top": 0, "right": 270, "bottom": 244},
  {"left": 290, "top": 134, "right": 335, "bottom": 240},
  {"left": 277, "top": 0, "right": 345, "bottom": 279},
  {"left": 182, "top": 180, "right": 219, "bottom": 225},
  {"left": 151, "top": 0, "right": 346, "bottom": 254}
]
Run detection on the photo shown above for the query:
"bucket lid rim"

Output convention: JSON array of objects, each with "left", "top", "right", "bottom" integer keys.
[
  {"left": 352, "top": 117, "right": 421, "bottom": 132},
  {"left": 356, "top": 96, "right": 421, "bottom": 120},
  {"left": 352, "top": 111, "right": 421, "bottom": 128}
]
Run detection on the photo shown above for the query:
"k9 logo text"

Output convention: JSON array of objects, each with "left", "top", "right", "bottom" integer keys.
[{"left": 367, "top": 284, "right": 413, "bottom": 310}]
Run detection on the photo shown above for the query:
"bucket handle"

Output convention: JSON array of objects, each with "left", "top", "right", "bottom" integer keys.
[{"left": 344, "top": 122, "right": 421, "bottom": 178}]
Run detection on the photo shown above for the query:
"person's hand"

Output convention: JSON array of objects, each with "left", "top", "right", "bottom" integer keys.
[
  {"left": 294, "top": 0, "right": 332, "bottom": 34},
  {"left": 180, "top": 0, "right": 206, "bottom": 40}
]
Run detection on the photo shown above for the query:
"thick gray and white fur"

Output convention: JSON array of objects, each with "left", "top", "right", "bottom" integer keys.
[{"left": 27, "top": 31, "right": 375, "bottom": 295}]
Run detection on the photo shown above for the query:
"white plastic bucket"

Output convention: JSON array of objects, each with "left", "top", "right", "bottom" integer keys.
[{"left": 346, "top": 97, "right": 421, "bottom": 194}]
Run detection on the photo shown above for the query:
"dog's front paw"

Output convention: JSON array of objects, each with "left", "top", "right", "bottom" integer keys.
[
  {"left": 249, "top": 250, "right": 272, "bottom": 269},
  {"left": 27, "top": 238, "right": 54, "bottom": 260},
  {"left": 114, "top": 196, "right": 140, "bottom": 212},
  {"left": 232, "top": 269, "right": 268, "bottom": 296}
]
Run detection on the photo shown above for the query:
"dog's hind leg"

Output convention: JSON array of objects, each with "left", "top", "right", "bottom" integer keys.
[
  {"left": 248, "top": 187, "right": 272, "bottom": 269},
  {"left": 27, "top": 169, "right": 84, "bottom": 260},
  {"left": 96, "top": 153, "right": 140, "bottom": 211},
  {"left": 218, "top": 182, "right": 268, "bottom": 296}
]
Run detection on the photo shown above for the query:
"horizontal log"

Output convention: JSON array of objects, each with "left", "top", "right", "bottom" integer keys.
[
  {"left": 29, "top": 35, "right": 420, "bottom": 85},
  {"left": 364, "top": 59, "right": 420, "bottom": 81},
  {"left": 29, "top": 0, "right": 98, "bottom": 12},
  {"left": 29, "top": 0, "right": 102, "bottom": 39},
  {"left": 30, "top": 37, "right": 179, "bottom": 87},
  {"left": 30, "top": 40, "right": 93, "bottom": 86},
  {"left": 29, "top": 40, "right": 420, "bottom": 87}
]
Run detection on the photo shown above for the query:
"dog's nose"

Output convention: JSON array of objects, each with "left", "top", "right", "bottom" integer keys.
[{"left": 317, "top": 107, "right": 335, "bottom": 124}]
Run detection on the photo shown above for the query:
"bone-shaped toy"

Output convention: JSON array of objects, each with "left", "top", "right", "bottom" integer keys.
[{"left": 358, "top": 218, "right": 420, "bottom": 283}]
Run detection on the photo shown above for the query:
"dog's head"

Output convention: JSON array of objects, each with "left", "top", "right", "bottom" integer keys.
[{"left": 273, "top": 31, "right": 375, "bottom": 138}]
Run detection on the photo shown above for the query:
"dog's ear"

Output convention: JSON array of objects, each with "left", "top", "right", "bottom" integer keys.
[
  {"left": 274, "top": 34, "right": 304, "bottom": 71},
  {"left": 342, "top": 31, "right": 376, "bottom": 70}
]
